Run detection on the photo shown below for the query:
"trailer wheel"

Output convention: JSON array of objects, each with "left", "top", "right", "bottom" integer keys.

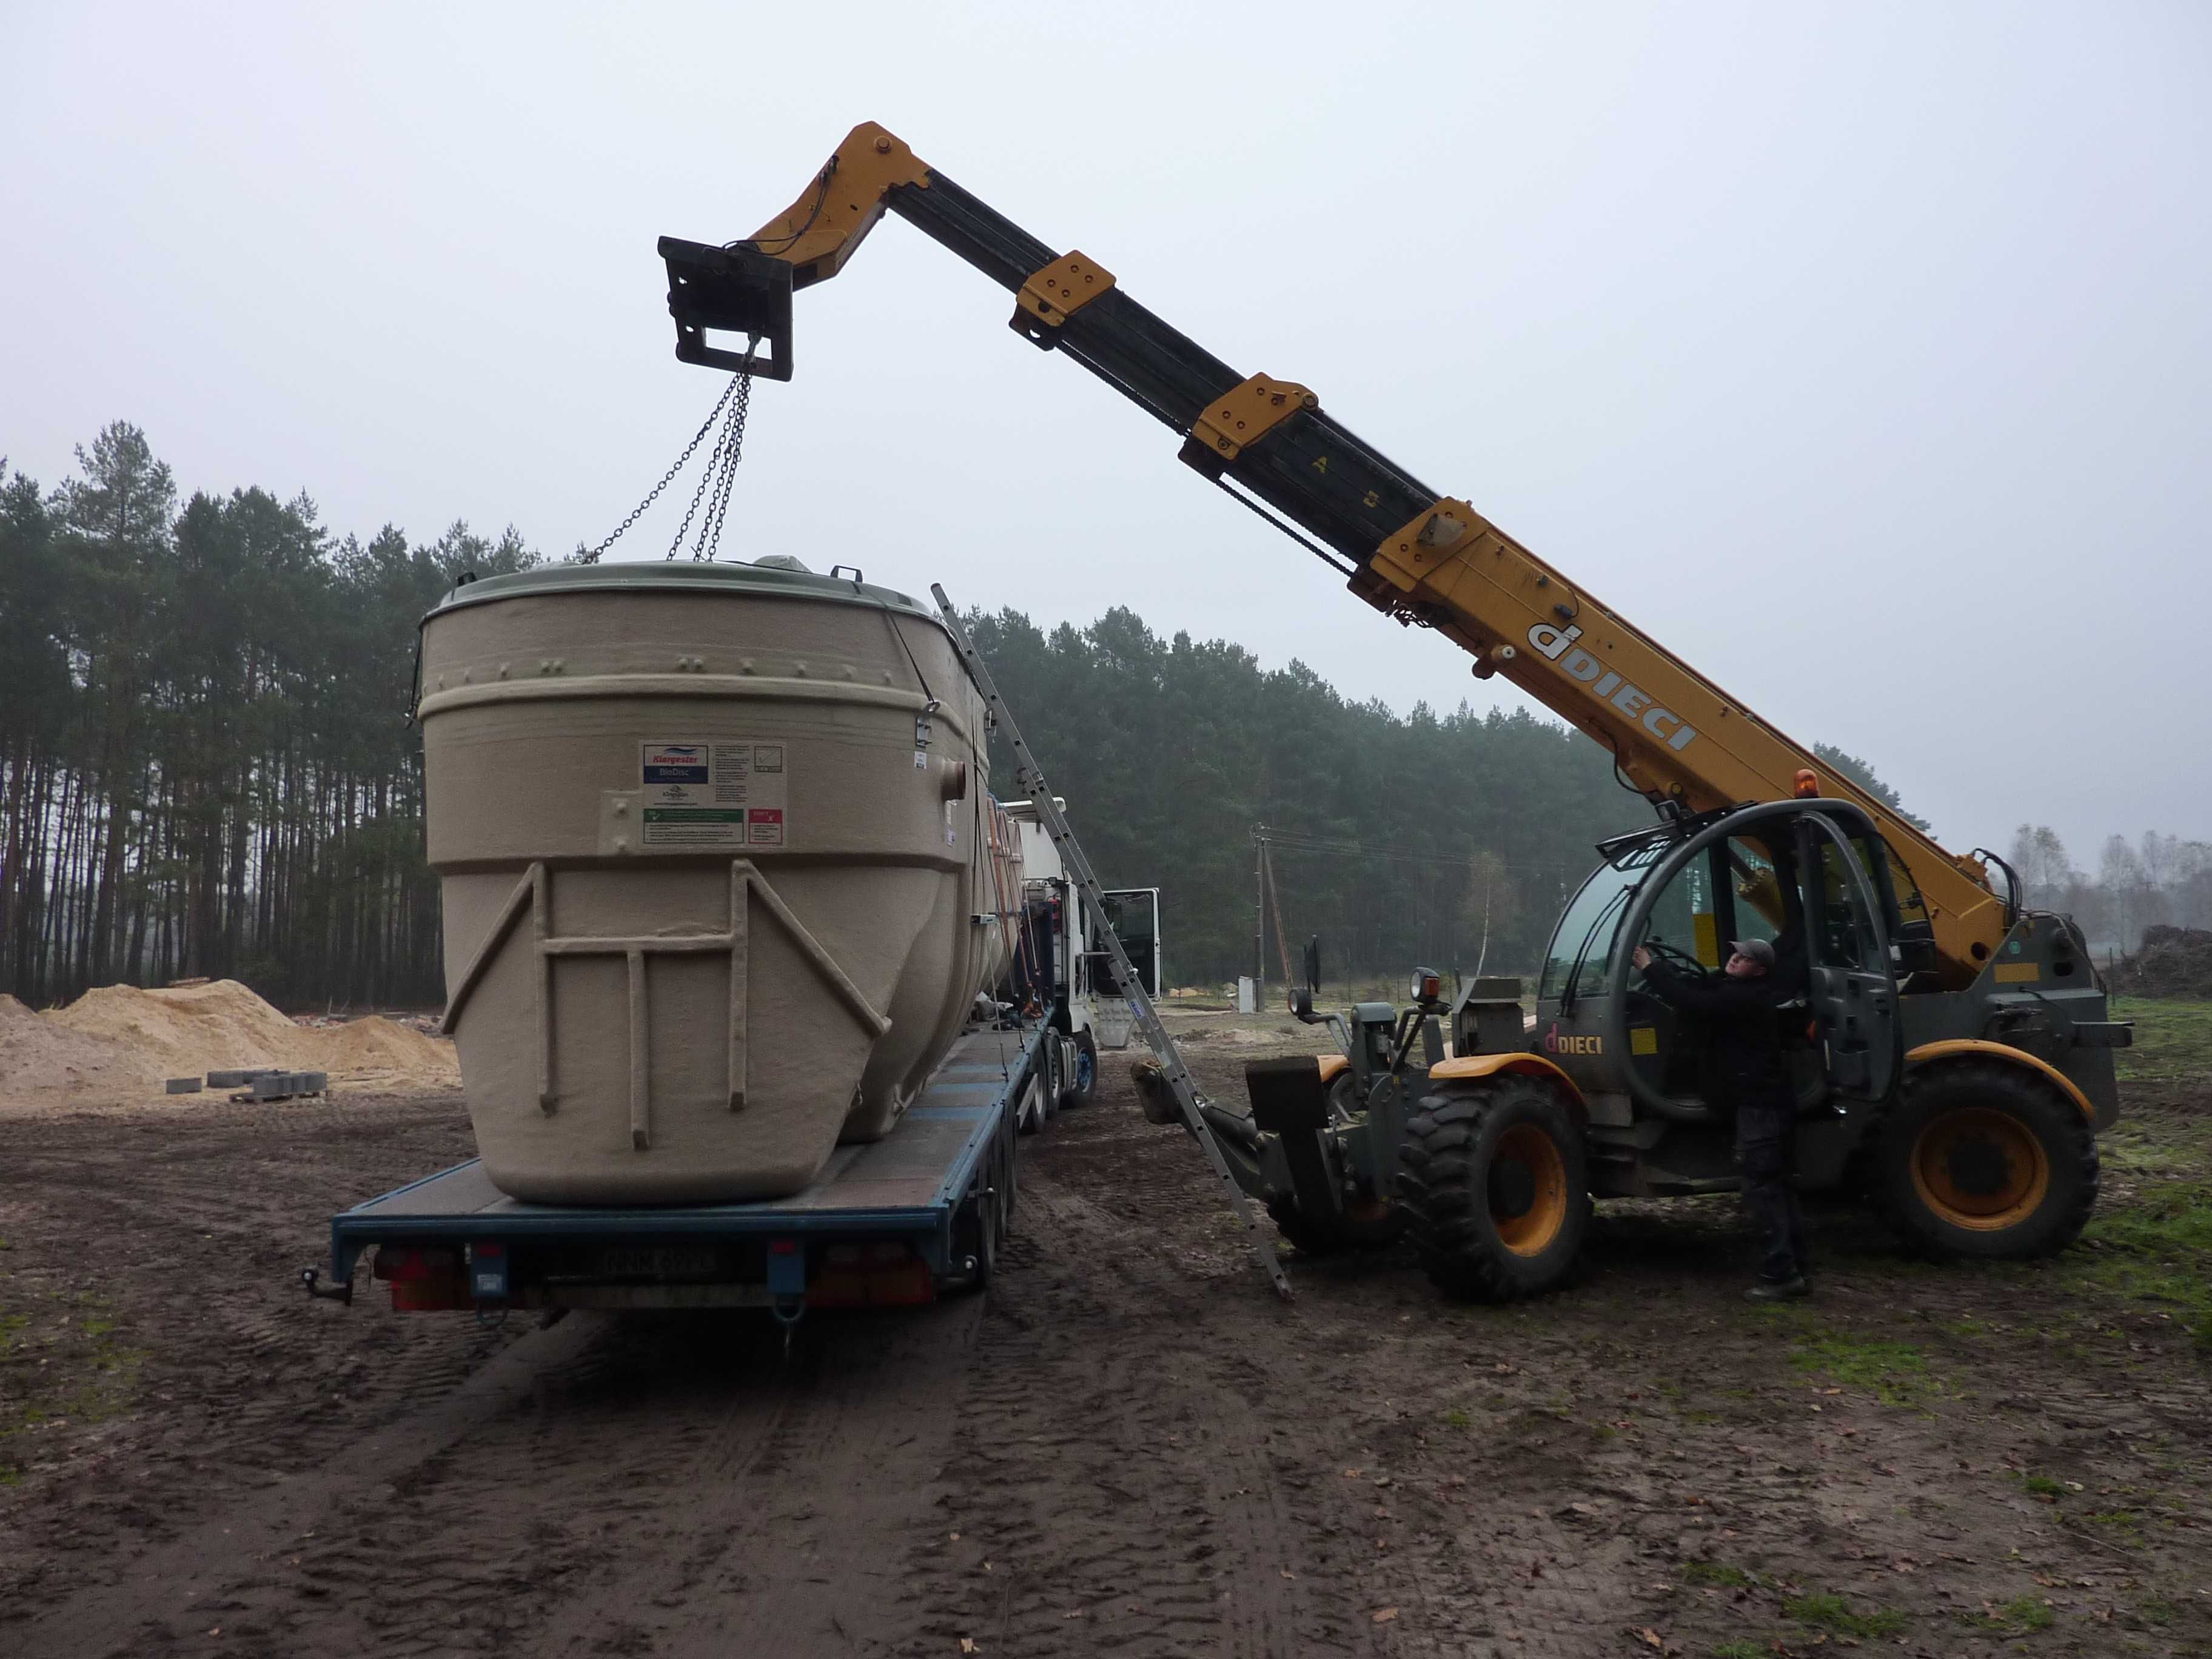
[
  {"left": 1394, "top": 1075, "right": 1590, "bottom": 1301},
  {"left": 955, "top": 1141, "right": 1013, "bottom": 1301},
  {"left": 1875, "top": 1059, "right": 2098, "bottom": 1259}
]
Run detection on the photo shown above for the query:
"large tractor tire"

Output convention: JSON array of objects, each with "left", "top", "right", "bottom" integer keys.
[
  {"left": 1875, "top": 1058, "right": 2098, "bottom": 1259},
  {"left": 1394, "top": 1074, "right": 1590, "bottom": 1301}
]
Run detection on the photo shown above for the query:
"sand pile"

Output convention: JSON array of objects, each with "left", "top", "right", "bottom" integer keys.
[
  {"left": 309, "top": 1013, "right": 457, "bottom": 1083},
  {"left": 2, "top": 979, "right": 459, "bottom": 1104},
  {"left": 52, "top": 979, "right": 306, "bottom": 1078},
  {"left": 0, "top": 993, "right": 149, "bottom": 1092}
]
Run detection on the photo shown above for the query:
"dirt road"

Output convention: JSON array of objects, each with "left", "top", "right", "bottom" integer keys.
[{"left": 3, "top": 1023, "right": 2208, "bottom": 1657}]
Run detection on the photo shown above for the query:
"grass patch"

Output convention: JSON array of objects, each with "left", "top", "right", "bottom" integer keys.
[
  {"left": 1440, "top": 1407, "right": 1472, "bottom": 1429},
  {"left": 1711, "top": 1643, "right": 1763, "bottom": 1659},
  {"left": 0, "top": 1291, "right": 146, "bottom": 1472},
  {"left": 2111, "top": 997, "right": 2212, "bottom": 1081},
  {"left": 2018, "top": 1472, "right": 2067, "bottom": 1499},
  {"left": 2068, "top": 1179, "right": 2212, "bottom": 1349},
  {"left": 1972, "top": 1594, "right": 2054, "bottom": 1632},
  {"left": 2085, "top": 1507, "right": 2147, "bottom": 1544},
  {"left": 1783, "top": 1592, "right": 1906, "bottom": 1638},
  {"left": 1682, "top": 1561, "right": 1754, "bottom": 1589},
  {"left": 1786, "top": 1329, "right": 1932, "bottom": 1405}
]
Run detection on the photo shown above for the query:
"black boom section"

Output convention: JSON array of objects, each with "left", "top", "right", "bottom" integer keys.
[{"left": 886, "top": 173, "right": 1439, "bottom": 569}]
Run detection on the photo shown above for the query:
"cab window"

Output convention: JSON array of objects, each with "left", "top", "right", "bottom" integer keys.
[
  {"left": 1811, "top": 837, "right": 1882, "bottom": 971},
  {"left": 1540, "top": 841, "right": 1663, "bottom": 1002},
  {"left": 1638, "top": 848, "right": 1720, "bottom": 970},
  {"left": 1723, "top": 837, "right": 1788, "bottom": 953}
]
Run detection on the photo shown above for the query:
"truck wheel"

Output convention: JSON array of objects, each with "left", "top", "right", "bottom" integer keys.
[
  {"left": 1875, "top": 1059, "right": 2098, "bottom": 1259},
  {"left": 1394, "top": 1075, "right": 1590, "bottom": 1301},
  {"left": 1068, "top": 1031, "right": 1099, "bottom": 1107},
  {"left": 1265, "top": 1195, "right": 1405, "bottom": 1256}
]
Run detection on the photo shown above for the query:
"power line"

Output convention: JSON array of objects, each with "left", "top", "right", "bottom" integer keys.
[{"left": 1250, "top": 823, "right": 1560, "bottom": 877}]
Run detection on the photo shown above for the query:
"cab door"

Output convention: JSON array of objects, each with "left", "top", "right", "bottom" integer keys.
[
  {"left": 1099, "top": 888, "right": 1162, "bottom": 995},
  {"left": 1795, "top": 812, "right": 1903, "bottom": 1103}
]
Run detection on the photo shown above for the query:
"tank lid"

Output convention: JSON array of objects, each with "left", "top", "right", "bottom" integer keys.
[{"left": 424, "top": 558, "right": 941, "bottom": 626}]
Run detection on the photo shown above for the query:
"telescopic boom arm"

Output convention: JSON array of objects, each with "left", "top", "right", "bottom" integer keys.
[{"left": 659, "top": 121, "right": 2009, "bottom": 982}]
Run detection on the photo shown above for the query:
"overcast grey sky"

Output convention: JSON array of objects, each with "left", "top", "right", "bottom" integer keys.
[{"left": 5, "top": 3, "right": 2205, "bottom": 861}]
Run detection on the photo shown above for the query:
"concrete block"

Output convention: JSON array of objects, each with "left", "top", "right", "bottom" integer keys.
[
  {"left": 247, "top": 1071, "right": 327, "bottom": 1100},
  {"left": 165, "top": 1076, "right": 204, "bottom": 1094},
  {"left": 207, "top": 1067, "right": 282, "bottom": 1087}
]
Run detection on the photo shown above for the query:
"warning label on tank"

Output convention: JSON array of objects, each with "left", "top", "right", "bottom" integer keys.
[{"left": 640, "top": 740, "right": 788, "bottom": 847}]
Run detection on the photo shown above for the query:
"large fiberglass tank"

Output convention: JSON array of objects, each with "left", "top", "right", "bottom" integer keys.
[{"left": 418, "top": 560, "right": 1021, "bottom": 1204}]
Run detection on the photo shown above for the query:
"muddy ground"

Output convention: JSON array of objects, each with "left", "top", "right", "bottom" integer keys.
[{"left": 2, "top": 1014, "right": 2207, "bottom": 1658}]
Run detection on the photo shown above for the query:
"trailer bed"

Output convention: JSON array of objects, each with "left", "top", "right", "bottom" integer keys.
[{"left": 323, "top": 1022, "right": 1042, "bottom": 1313}]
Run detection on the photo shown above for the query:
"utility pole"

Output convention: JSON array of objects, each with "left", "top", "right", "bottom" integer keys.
[{"left": 1253, "top": 831, "right": 1266, "bottom": 1014}]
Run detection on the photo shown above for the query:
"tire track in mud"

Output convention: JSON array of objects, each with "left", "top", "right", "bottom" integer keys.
[{"left": 900, "top": 1164, "right": 1373, "bottom": 1658}]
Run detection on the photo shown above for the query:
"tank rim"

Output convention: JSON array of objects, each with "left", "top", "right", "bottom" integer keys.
[{"left": 423, "top": 560, "right": 942, "bottom": 628}]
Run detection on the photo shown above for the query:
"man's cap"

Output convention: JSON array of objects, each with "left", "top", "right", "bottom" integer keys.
[{"left": 1731, "top": 939, "right": 1777, "bottom": 970}]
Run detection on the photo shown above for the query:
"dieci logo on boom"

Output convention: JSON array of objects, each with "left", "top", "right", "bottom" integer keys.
[{"left": 1526, "top": 625, "right": 1698, "bottom": 753}]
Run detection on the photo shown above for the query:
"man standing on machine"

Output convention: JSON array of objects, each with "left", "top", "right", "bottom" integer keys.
[{"left": 1631, "top": 937, "right": 1812, "bottom": 1300}]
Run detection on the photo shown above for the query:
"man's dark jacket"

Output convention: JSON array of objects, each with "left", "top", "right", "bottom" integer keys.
[{"left": 1638, "top": 955, "right": 1798, "bottom": 1110}]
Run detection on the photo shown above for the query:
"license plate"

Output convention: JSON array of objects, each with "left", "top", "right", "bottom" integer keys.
[{"left": 594, "top": 1247, "right": 722, "bottom": 1281}]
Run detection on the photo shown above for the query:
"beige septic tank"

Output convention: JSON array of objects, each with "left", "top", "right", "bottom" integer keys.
[{"left": 418, "top": 560, "right": 1021, "bottom": 1204}]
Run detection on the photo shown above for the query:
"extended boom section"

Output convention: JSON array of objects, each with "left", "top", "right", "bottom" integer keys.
[{"left": 661, "top": 120, "right": 2006, "bottom": 983}]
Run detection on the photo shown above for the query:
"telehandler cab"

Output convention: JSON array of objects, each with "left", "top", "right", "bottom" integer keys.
[{"left": 663, "top": 120, "right": 2132, "bottom": 1300}]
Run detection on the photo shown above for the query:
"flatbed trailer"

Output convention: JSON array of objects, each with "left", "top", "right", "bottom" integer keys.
[{"left": 310, "top": 1021, "right": 1044, "bottom": 1326}]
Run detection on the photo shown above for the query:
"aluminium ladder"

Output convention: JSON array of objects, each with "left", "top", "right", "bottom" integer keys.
[{"left": 933, "top": 585, "right": 1293, "bottom": 1301}]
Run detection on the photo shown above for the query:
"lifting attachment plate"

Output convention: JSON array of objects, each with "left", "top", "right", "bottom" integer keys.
[{"left": 659, "top": 237, "right": 794, "bottom": 381}]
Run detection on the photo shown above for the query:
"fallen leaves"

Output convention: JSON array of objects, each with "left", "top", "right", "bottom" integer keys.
[{"left": 1372, "top": 1607, "right": 1398, "bottom": 1624}]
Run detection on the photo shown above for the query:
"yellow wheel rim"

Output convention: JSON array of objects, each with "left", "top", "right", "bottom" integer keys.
[
  {"left": 1490, "top": 1123, "right": 1569, "bottom": 1256},
  {"left": 1910, "top": 1107, "right": 2050, "bottom": 1232}
]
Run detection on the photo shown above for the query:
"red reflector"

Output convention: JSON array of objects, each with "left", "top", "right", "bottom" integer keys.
[{"left": 769, "top": 1239, "right": 799, "bottom": 1255}]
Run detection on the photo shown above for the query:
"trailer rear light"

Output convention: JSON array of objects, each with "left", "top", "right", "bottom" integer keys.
[
  {"left": 807, "top": 1256, "right": 934, "bottom": 1309},
  {"left": 376, "top": 1244, "right": 473, "bottom": 1311},
  {"left": 373, "top": 1246, "right": 461, "bottom": 1282}
]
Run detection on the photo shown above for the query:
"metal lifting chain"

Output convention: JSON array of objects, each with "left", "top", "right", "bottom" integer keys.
[
  {"left": 574, "top": 349, "right": 757, "bottom": 566},
  {"left": 682, "top": 367, "right": 753, "bottom": 562}
]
